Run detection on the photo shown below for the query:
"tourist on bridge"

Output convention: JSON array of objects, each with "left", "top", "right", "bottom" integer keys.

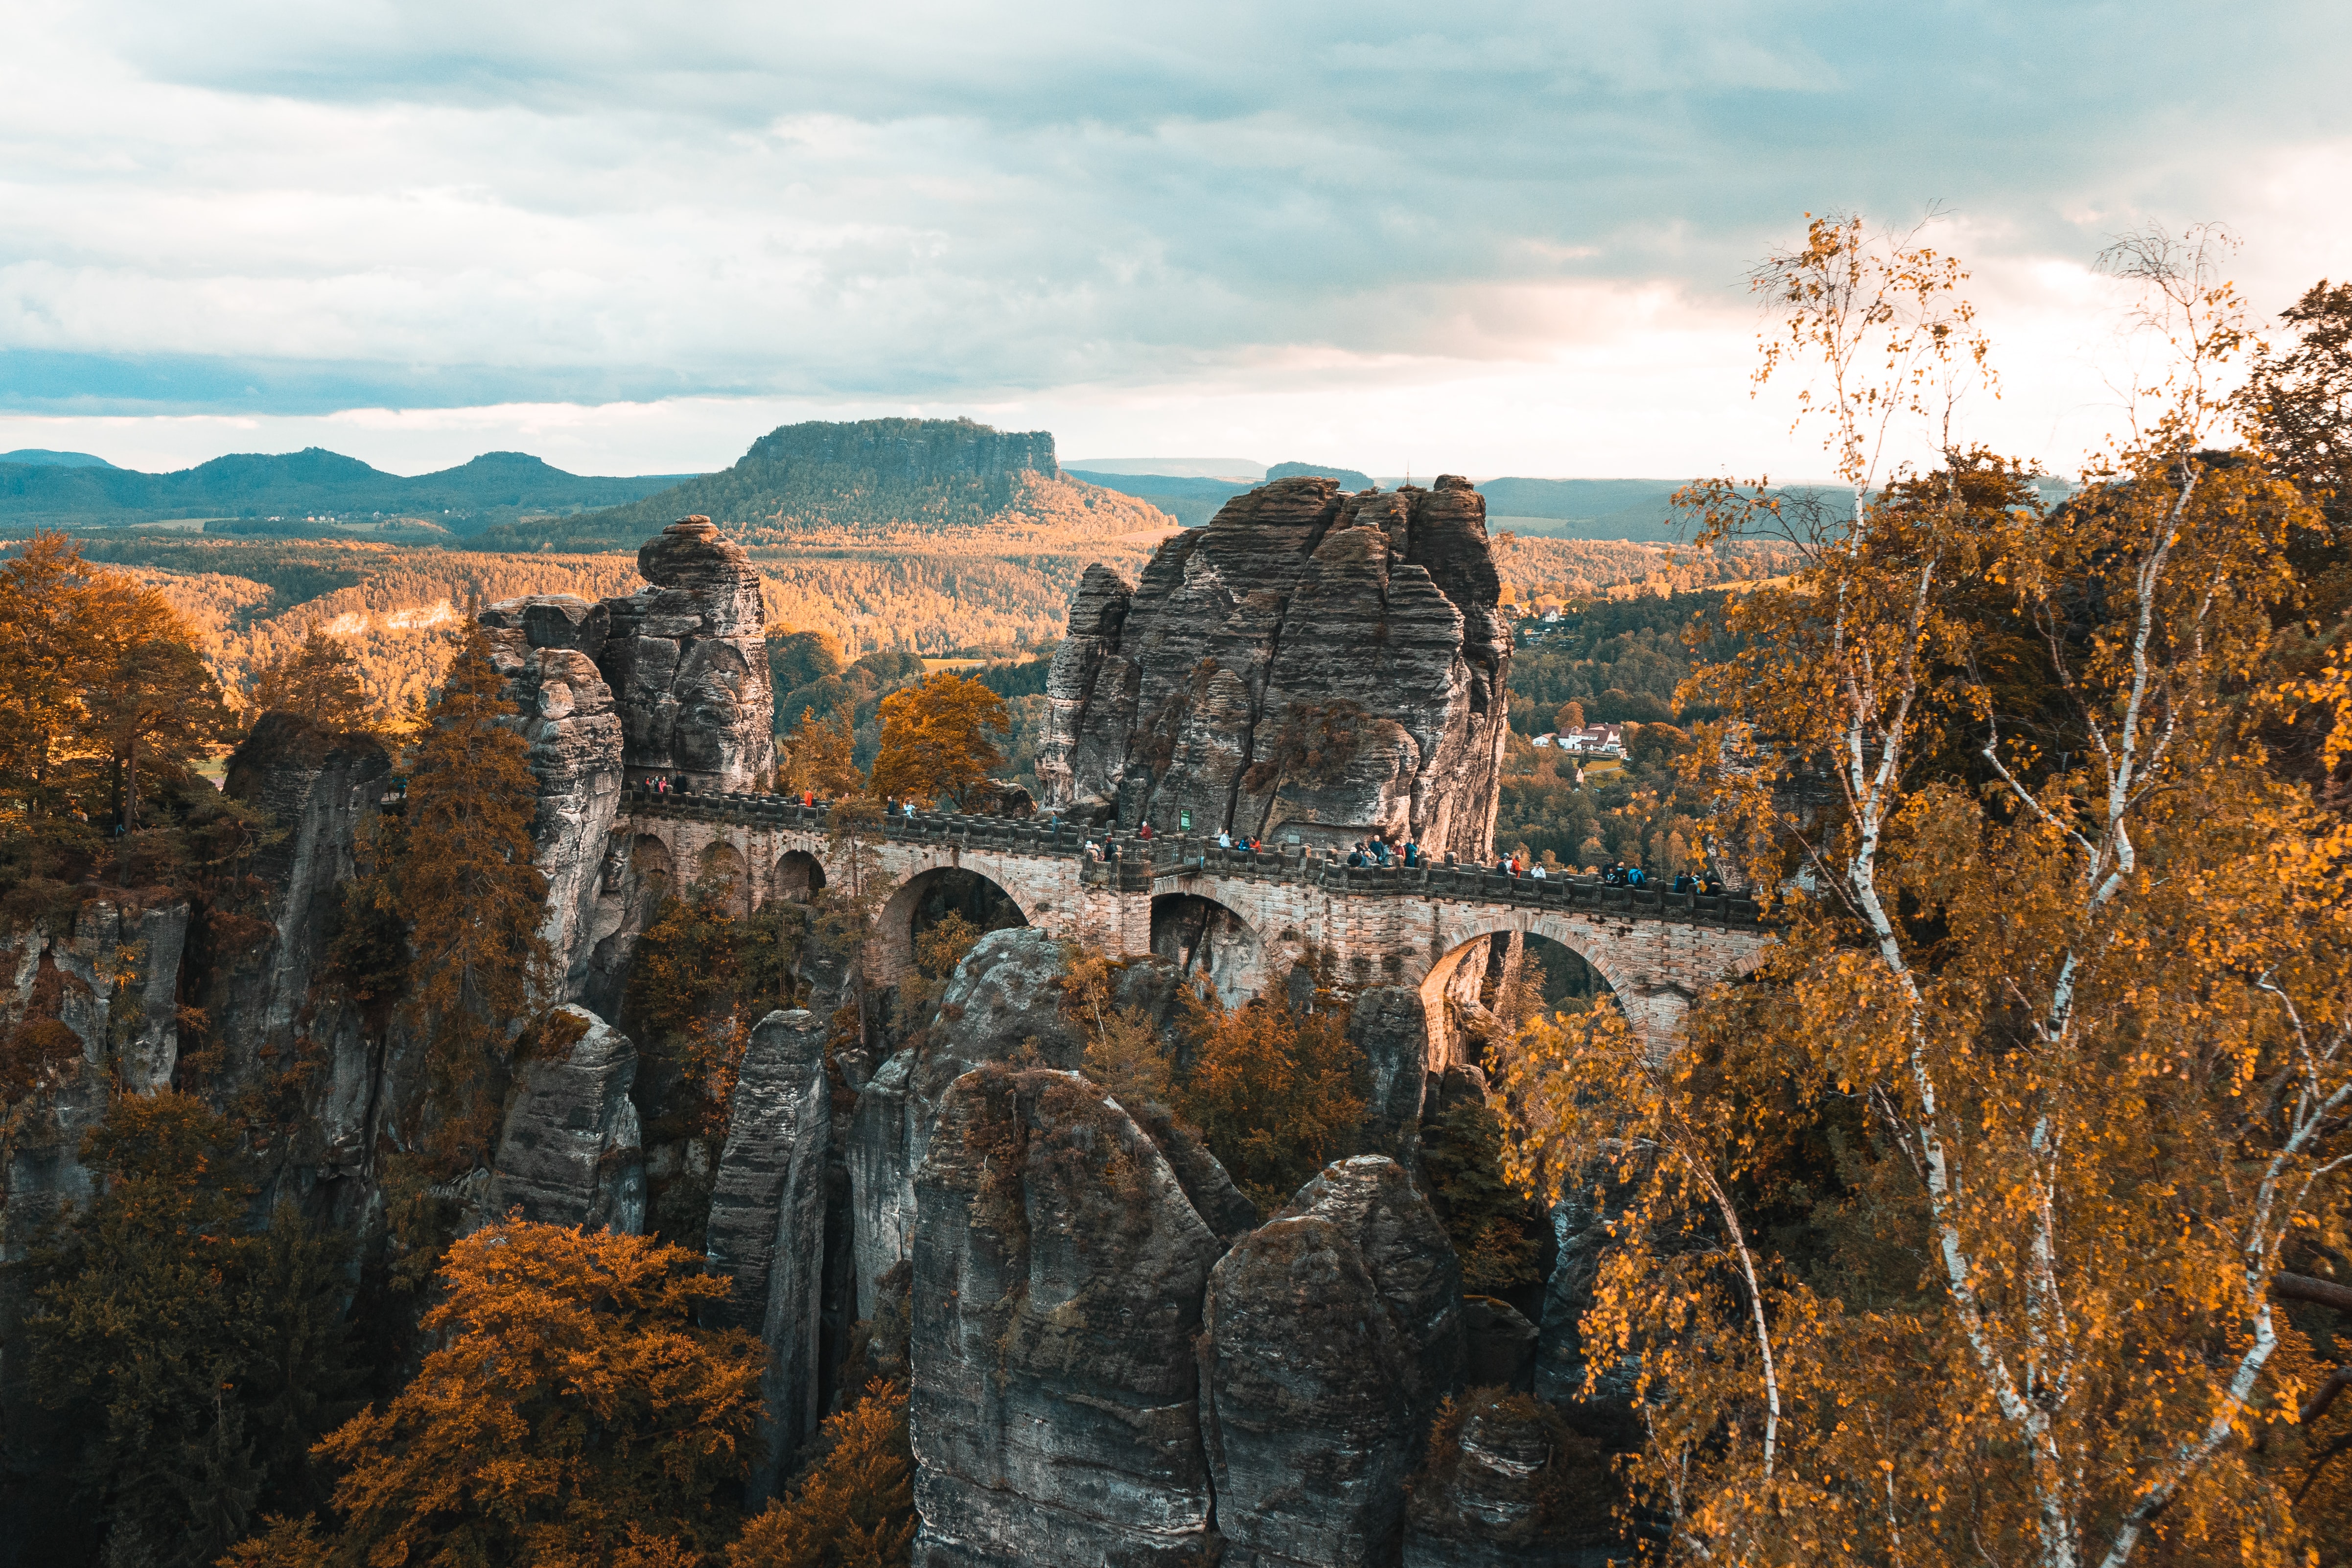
[
  {"left": 1402, "top": 839, "right": 1421, "bottom": 868},
  {"left": 1217, "top": 829, "right": 1232, "bottom": 849},
  {"left": 1138, "top": 819, "right": 1153, "bottom": 841}
]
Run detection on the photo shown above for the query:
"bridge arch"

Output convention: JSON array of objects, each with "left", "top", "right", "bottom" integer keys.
[
  {"left": 1417, "top": 908, "right": 1704, "bottom": 1056},
  {"left": 872, "top": 865, "right": 1029, "bottom": 983},
  {"left": 696, "top": 842, "right": 750, "bottom": 914},
  {"left": 1149, "top": 892, "right": 1267, "bottom": 1006},
  {"left": 630, "top": 835, "right": 676, "bottom": 903},
  {"left": 772, "top": 849, "right": 826, "bottom": 905}
]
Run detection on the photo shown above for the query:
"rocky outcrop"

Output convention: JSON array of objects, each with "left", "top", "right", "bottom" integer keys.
[
  {"left": 597, "top": 517, "right": 774, "bottom": 792},
  {"left": 1037, "top": 476, "right": 1510, "bottom": 860},
  {"left": 1535, "top": 1194, "right": 1643, "bottom": 1448},
  {"left": 703, "top": 1008, "right": 834, "bottom": 1504},
  {"left": 1349, "top": 985, "right": 1435, "bottom": 1164},
  {"left": 213, "top": 714, "right": 391, "bottom": 1068},
  {"left": 910, "top": 1065, "right": 1225, "bottom": 1568},
  {"left": 484, "top": 1005, "right": 646, "bottom": 1233},
  {"left": 1, "top": 898, "right": 191, "bottom": 1260},
  {"left": 848, "top": 927, "right": 1088, "bottom": 1318},
  {"left": 1401, "top": 1389, "right": 1623, "bottom": 1568},
  {"left": 1201, "top": 1155, "right": 1466, "bottom": 1568},
  {"left": 480, "top": 596, "right": 626, "bottom": 1002},
  {"left": 1462, "top": 1296, "right": 1541, "bottom": 1393}
]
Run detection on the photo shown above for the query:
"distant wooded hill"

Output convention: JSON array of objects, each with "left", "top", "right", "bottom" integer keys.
[
  {"left": 0, "top": 447, "right": 697, "bottom": 531},
  {"left": 470, "top": 418, "right": 1177, "bottom": 550}
]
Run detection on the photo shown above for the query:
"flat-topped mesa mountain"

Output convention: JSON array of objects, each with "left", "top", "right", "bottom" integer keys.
[
  {"left": 471, "top": 417, "right": 1177, "bottom": 552},
  {"left": 1039, "top": 473, "right": 1513, "bottom": 861}
]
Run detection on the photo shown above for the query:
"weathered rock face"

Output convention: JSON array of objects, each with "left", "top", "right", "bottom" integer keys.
[
  {"left": 484, "top": 1004, "right": 646, "bottom": 1234},
  {"left": 1462, "top": 1295, "right": 1541, "bottom": 1393},
  {"left": 1400, "top": 1389, "right": 1624, "bottom": 1568},
  {"left": 0, "top": 899, "right": 191, "bottom": 1261},
  {"left": 211, "top": 714, "right": 393, "bottom": 1167},
  {"left": 849, "top": 927, "right": 1087, "bottom": 1319},
  {"left": 911, "top": 1066, "right": 1225, "bottom": 1568},
  {"left": 702, "top": 1008, "right": 833, "bottom": 1504},
  {"left": 481, "top": 596, "right": 626, "bottom": 1002},
  {"left": 597, "top": 517, "right": 774, "bottom": 792},
  {"left": 1349, "top": 985, "right": 1435, "bottom": 1165},
  {"left": 1201, "top": 1155, "right": 1466, "bottom": 1568},
  {"left": 214, "top": 715, "right": 391, "bottom": 1053},
  {"left": 1535, "top": 1194, "right": 1643, "bottom": 1448},
  {"left": 1037, "top": 476, "right": 1510, "bottom": 860}
]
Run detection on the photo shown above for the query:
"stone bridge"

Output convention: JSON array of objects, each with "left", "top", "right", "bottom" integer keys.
[{"left": 619, "top": 787, "right": 1768, "bottom": 1050}]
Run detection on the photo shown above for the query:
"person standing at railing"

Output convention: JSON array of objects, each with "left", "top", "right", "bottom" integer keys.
[{"left": 1138, "top": 819, "right": 1153, "bottom": 841}]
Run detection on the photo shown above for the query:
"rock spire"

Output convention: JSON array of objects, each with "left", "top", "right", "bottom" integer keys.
[{"left": 1037, "top": 475, "right": 1511, "bottom": 861}]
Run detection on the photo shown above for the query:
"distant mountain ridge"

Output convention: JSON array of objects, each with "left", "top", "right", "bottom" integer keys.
[
  {"left": 0, "top": 446, "right": 698, "bottom": 530},
  {"left": 1, "top": 448, "right": 117, "bottom": 468},
  {"left": 469, "top": 417, "right": 1174, "bottom": 551}
]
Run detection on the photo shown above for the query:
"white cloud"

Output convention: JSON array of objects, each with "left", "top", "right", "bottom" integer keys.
[{"left": 0, "top": 1, "right": 2346, "bottom": 475}]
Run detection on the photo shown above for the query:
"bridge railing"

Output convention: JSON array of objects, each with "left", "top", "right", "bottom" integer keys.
[{"left": 618, "top": 788, "right": 1761, "bottom": 927}]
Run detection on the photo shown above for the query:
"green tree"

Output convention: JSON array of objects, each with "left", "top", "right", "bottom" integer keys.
[
  {"left": 868, "top": 671, "right": 1008, "bottom": 809},
  {"left": 20, "top": 1092, "right": 356, "bottom": 1568},
  {"left": 248, "top": 625, "right": 377, "bottom": 733}
]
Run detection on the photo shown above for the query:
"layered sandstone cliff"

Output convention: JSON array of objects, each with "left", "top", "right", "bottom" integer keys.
[
  {"left": 1037, "top": 476, "right": 1511, "bottom": 860},
  {"left": 599, "top": 517, "right": 774, "bottom": 792}
]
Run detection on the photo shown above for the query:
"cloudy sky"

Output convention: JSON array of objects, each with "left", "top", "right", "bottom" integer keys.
[{"left": 2, "top": 1, "right": 2347, "bottom": 480}]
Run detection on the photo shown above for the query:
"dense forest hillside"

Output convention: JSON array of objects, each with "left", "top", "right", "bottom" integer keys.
[
  {"left": 0, "top": 447, "right": 694, "bottom": 530},
  {"left": 0, "top": 444, "right": 1794, "bottom": 743},
  {"left": 472, "top": 417, "right": 1177, "bottom": 550}
]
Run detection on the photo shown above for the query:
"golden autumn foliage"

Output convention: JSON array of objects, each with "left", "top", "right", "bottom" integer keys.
[
  {"left": 726, "top": 1381, "right": 914, "bottom": 1568},
  {"left": 0, "top": 532, "right": 227, "bottom": 817},
  {"left": 249, "top": 625, "right": 381, "bottom": 734},
  {"left": 867, "top": 671, "right": 1009, "bottom": 810},
  {"left": 1497, "top": 218, "right": 2352, "bottom": 1567},
  {"left": 1174, "top": 981, "right": 1366, "bottom": 1215},
  {"left": 383, "top": 620, "right": 553, "bottom": 1185},
  {"left": 246, "top": 1218, "right": 764, "bottom": 1568},
  {"left": 775, "top": 707, "right": 865, "bottom": 799}
]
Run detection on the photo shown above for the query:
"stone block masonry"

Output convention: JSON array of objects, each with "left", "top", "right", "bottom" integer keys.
[{"left": 616, "top": 791, "right": 1766, "bottom": 1053}]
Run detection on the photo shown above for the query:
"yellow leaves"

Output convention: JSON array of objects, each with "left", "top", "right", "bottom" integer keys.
[
  {"left": 310, "top": 1218, "right": 764, "bottom": 1568},
  {"left": 868, "top": 670, "right": 1009, "bottom": 810}
]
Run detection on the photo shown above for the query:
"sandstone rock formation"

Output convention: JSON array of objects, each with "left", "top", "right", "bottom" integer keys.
[
  {"left": 911, "top": 1065, "right": 1225, "bottom": 1567},
  {"left": 205, "top": 714, "right": 394, "bottom": 1173},
  {"left": 598, "top": 517, "right": 774, "bottom": 792},
  {"left": 848, "top": 927, "right": 1089, "bottom": 1318},
  {"left": 476, "top": 521, "right": 772, "bottom": 1009},
  {"left": 1, "top": 897, "right": 192, "bottom": 1259},
  {"left": 483, "top": 1004, "right": 646, "bottom": 1234},
  {"left": 1037, "top": 475, "right": 1511, "bottom": 860},
  {"left": 1535, "top": 1194, "right": 1643, "bottom": 1448},
  {"left": 1401, "top": 1388, "right": 1623, "bottom": 1568},
  {"left": 1462, "top": 1295, "right": 1541, "bottom": 1392},
  {"left": 480, "top": 595, "right": 626, "bottom": 1002},
  {"left": 1348, "top": 984, "right": 1436, "bottom": 1164},
  {"left": 1201, "top": 1155, "right": 1466, "bottom": 1568},
  {"left": 703, "top": 1008, "right": 834, "bottom": 1504}
]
